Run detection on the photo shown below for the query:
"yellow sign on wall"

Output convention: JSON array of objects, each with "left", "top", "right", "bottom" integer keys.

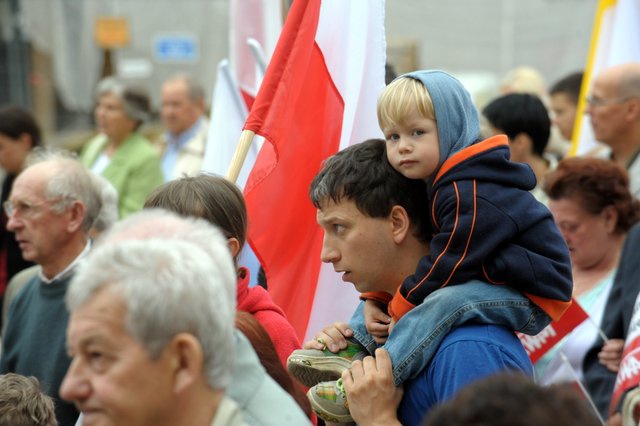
[{"left": 95, "top": 17, "right": 130, "bottom": 49}]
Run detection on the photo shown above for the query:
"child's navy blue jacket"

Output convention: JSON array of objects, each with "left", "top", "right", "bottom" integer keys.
[
  {"left": 386, "top": 70, "right": 572, "bottom": 322},
  {"left": 389, "top": 135, "right": 573, "bottom": 321}
]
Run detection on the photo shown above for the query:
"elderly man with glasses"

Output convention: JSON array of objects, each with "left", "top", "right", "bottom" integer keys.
[
  {"left": 586, "top": 62, "right": 640, "bottom": 197},
  {"left": 0, "top": 148, "right": 101, "bottom": 426}
]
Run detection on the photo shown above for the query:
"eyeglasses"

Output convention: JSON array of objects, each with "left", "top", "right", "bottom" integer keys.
[
  {"left": 3, "top": 200, "right": 50, "bottom": 218},
  {"left": 585, "top": 95, "right": 636, "bottom": 107}
]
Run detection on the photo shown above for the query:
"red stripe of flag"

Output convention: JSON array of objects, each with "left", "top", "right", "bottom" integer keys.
[{"left": 243, "top": 0, "right": 345, "bottom": 339}]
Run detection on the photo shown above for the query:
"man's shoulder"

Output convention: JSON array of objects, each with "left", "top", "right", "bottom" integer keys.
[
  {"left": 9, "top": 274, "right": 42, "bottom": 308},
  {"left": 210, "top": 396, "right": 249, "bottom": 426},
  {"left": 441, "top": 323, "right": 519, "bottom": 343},
  {"left": 227, "top": 332, "right": 311, "bottom": 426},
  {"left": 7, "top": 273, "right": 71, "bottom": 323},
  {"left": 438, "top": 324, "right": 530, "bottom": 362},
  {"left": 431, "top": 324, "right": 532, "bottom": 387},
  {"left": 182, "top": 117, "right": 209, "bottom": 154},
  {"left": 398, "top": 324, "right": 532, "bottom": 425}
]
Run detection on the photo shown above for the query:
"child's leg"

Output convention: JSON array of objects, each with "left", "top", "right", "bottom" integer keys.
[
  {"left": 347, "top": 301, "right": 379, "bottom": 356},
  {"left": 287, "top": 302, "right": 374, "bottom": 388},
  {"left": 385, "top": 280, "right": 550, "bottom": 386}
]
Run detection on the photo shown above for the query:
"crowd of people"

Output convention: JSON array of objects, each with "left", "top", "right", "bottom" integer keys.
[{"left": 0, "top": 59, "right": 640, "bottom": 426}]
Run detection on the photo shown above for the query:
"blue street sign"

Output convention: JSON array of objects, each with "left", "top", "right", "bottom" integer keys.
[{"left": 154, "top": 34, "right": 199, "bottom": 62}]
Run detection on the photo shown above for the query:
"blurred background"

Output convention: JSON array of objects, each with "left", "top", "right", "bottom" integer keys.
[{"left": 0, "top": 0, "right": 597, "bottom": 147}]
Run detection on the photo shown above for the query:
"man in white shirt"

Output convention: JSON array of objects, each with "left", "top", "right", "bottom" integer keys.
[
  {"left": 587, "top": 63, "right": 640, "bottom": 197},
  {"left": 156, "top": 74, "right": 209, "bottom": 181}
]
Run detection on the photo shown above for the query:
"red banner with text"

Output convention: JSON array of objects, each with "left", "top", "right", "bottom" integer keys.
[{"left": 517, "top": 299, "right": 589, "bottom": 364}]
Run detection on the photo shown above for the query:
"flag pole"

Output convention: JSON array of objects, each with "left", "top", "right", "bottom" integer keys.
[
  {"left": 587, "top": 316, "right": 609, "bottom": 343},
  {"left": 569, "top": 0, "right": 611, "bottom": 157},
  {"left": 247, "top": 38, "right": 268, "bottom": 74},
  {"left": 227, "top": 129, "right": 256, "bottom": 183}
]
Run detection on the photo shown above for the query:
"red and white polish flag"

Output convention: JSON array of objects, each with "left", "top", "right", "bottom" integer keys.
[
  {"left": 243, "top": 0, "right": 386, "bottom": 340},
  {"left": 517, "top": 299, "right": 590, "bottom": 364}
]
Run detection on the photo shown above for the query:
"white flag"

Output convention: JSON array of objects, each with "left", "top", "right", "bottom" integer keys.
[{"left": 571, "top": 0, "right": 640, "bottom": 156}]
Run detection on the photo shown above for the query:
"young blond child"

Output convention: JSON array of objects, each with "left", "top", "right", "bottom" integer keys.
[{"left": 379, "top": 70, "right": 571, "bottom": 324}]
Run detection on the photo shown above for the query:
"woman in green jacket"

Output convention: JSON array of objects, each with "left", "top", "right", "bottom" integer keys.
[{"left": 81, "top": 77, "right": 163, "bottom": 217}]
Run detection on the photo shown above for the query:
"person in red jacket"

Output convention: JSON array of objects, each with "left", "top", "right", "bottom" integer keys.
[{"left": 144, "top": 174, "right": 301, "bottom": 365}]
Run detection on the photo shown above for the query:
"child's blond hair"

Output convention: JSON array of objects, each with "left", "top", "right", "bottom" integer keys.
[{"left": 377, "top": 77, "right": 436, "bottom": 131}]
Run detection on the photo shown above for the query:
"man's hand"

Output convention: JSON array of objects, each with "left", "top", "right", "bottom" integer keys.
[
  {"left": 342, "top": 348, "right": 403, "bottom": 426},
  {"left": 303, "top": 322, "right": 353, "bottom": 353},
  {"left": 606, "top": 412, "right": 621, "bottom": 426},
  {"left": 599, "top": 339, "right": 625, "bottom": 373},
  {"left": 364, "top": 299, "right": 391, "bottom": 344}
]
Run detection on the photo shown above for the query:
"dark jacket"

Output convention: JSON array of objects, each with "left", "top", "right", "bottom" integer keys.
[{"left": 389, "top": 136, "right": 573, "bottom": 321}]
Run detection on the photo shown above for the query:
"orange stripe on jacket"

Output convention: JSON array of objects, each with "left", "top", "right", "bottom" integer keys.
[
  {"left": 439, "top": 180, "right": 477, "bottom": 288},
  {"left": 406, "top": 182, "right": 461, "bottom": 300},
  {"left": 360, "top": 291, "right": 393, "bottom": 305},
  {"left": 434, "top": 135, "right": 508, "bottom": 185},
  {"left": 431, "top": 190, "right": 439, "bottom": 230}
]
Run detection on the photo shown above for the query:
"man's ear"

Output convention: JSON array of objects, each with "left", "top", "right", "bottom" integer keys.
[
  {"left": 168, "top": 333, "right": 205, "bottom": 395},
  {"left": 67, "top": 201, "right": 86, "bottom": 233},
  {"left": 18, "top": 133, "right": 34, "bottom": 149},
  {"left": 601, "top": 205, "right": 619, "bottom": 234},
  {"left": 389, "top": 205, "right": 411, "bottom": 244},
  {"left": 625, "top": 97, "right": 640, "bottom": 121},
  {"left": 227, "top": 237, "right": 240, "bottom": 258},
  {"left": 510, "top": 133, "right": 532, "bottom": 158}
]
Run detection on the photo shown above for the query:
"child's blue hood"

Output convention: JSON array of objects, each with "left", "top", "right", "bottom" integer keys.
[{"left": 402, "top": 70, "right": 481, "bottom": 167}]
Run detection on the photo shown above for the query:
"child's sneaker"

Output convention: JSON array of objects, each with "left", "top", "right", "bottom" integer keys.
[
  {"left": 307, "top": 378, "right": 353, "bottom": 423},
  {"left": 287, "top": 340, "right": 368, "bottom": 387}
]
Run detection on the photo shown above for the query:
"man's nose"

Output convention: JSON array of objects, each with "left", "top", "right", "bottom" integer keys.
[
  {"left": 59, "top": 360, "right": 91, "bottom": 403},
  {"left": 6, "top": 213, "right": 21, "bottom": 231},
  {"left": 320, "top": 238, "right": 339, "bottom": 263}
]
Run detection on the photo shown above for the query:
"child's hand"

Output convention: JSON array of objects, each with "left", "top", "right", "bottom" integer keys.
[
  {"left": 388, "top": 317, "right": 396, "bottom": 335},
  {"left": 598, "top": 338, "right": 625, "bottom": 372},
  {"left": 364, "top": 299, "right": 391, "bottom": 344},
  {"left": 303, "top": 321, "right": 353, "bottom": 353}
]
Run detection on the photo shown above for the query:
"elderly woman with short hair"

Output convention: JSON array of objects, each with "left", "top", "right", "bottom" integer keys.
[{"left": 80, "top": 77, "right": 163, "bottom": 217}]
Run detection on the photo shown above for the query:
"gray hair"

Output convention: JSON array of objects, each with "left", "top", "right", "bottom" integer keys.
[
  {"left": 68, "top": 209, "right": 237, "bottom": 389},
  {"left": 96, "top": 76, "right": 151, "bottom": 125},
  {"left": 166, "top": 73, "right": 206, "bottom": 103},
  {"left": 90, "top": 173, "right": 119, "bottom": 232},
  {"left": 24, "top": 147, "right": 102, "bottom": 232}
]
